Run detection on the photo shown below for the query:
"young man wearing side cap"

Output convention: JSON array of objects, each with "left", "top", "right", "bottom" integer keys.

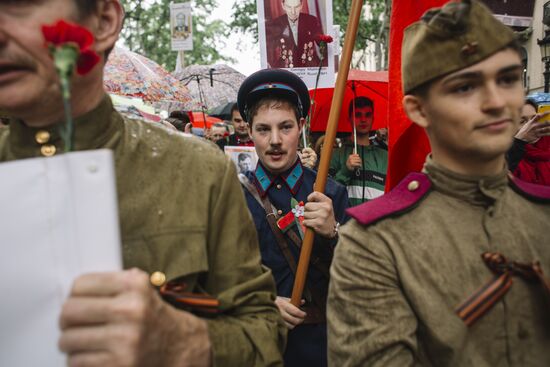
[
  {"left": 237, "top": 69, "right": 348, "bottom": 367},
  {"left": 328, "top": 1, "right": 550, "bottom": 366}
]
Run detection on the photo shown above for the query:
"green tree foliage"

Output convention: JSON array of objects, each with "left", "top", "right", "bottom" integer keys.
[
  {"left": 120, "top": 0, "right": 235, "bottom": 70},
  {"left": 230, "top": 0, "right": 391, "bottom": 69}
]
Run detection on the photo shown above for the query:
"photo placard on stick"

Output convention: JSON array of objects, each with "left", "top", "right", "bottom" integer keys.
[
  {"left": 257, "top": 0, "right": 335, "bottom": 89},
  {"left": 171, "top": 2, "right": 193, "bottom": 51},
  {"left": 224, "top": 146, "right": 258, "bottom": 174}
]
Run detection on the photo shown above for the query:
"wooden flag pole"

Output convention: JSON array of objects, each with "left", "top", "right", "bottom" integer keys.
[{"left": 291, "top": 0, "right": 365, "bottom": 306}]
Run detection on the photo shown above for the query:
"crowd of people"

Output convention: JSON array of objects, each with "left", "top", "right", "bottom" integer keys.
[{"left": 1, "top": 0, "right": 550, "bottom": 366}]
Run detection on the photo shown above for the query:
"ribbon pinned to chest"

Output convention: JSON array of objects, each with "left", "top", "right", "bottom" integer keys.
[
  {"left": 277, "top": 199, "right": 306, "bottom": 239},
  {"left": 455, "top": 252, "right": 550, "bottom": 327},
  {"left": 159, "top": 282, "right": 220, "bottom": 314}
]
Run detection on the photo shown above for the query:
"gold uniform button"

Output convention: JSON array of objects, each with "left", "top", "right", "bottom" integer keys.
[
  {"left": 40, "top": 144, "right": 56, "bottom": 157},
  {"left": 277, "top": 209, "right": 283, "bottom": 215},
  {"left": 407, "top": 180, "right": 420, "bottom": 192},
  {"left": 35, "top": 130, "right": 51, "bottom": 144},
  {"left": 150, "top": 271, "right": 166, "bottom": 287}
]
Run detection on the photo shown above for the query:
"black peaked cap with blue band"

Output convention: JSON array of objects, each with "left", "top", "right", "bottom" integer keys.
[{"left": 237, "top": 69, "right": 311, "bottom": 123}]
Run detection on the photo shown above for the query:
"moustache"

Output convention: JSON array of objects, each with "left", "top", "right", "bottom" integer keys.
[{"left": 266, "top": 149, "right": 285, "bottom": 155}]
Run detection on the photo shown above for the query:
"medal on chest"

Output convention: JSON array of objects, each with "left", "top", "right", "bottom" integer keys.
[{"left": 276, "top": 198, "right": 306, "bottom": 239}]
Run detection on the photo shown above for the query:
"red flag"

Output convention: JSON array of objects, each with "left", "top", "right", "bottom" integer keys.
[{"left": 386, "top": 0, "right": 448, "bottom": 190}]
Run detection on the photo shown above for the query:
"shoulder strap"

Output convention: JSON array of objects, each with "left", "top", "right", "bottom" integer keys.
[
  {"left": 239, "top": 174, "right": 274, "bottom": 211},
  {"left": 240, "top": 173, "right": 330, "bottom": 322},
  {"left": 239, "top": 174, "right": 298, "bottom": 273},
  {"left": 239, "top": 174, "right": 331, "bottom": 279}
]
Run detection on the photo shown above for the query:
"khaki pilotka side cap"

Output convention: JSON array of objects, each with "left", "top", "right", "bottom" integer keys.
[{"left": 402, "top": 0, "right": 517, "bottom": 94}]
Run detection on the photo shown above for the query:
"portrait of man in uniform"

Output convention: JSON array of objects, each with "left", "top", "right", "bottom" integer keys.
[
  {"left": 225, "top": 146, "right": 258, "bottom": 174},
  {"left": 263, "top": 0, "right": 327, "bottom": 69},
  {"left": 237, "top": 153, "right": 254, "bottom": 173}
]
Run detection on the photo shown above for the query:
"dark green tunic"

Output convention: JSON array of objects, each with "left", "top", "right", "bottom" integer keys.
[
  {"left": 0, "top": 97, "right": 285, "bottom": 366},
  {"left": 328, "top": 157, "right": 550, "bottom": 367}
]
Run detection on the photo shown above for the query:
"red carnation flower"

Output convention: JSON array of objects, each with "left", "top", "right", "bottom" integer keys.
[
  {"left": 317, "top": 34, "right": 334, "bottom": 44},
  {"left": 42, "top": 19, "right": 100, "bottom": 75}
]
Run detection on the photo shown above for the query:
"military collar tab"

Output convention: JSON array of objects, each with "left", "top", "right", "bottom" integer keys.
[
  {"left": 347, "top": 172, "right": 432, "bottom": 226},
  {"left": 508, "top": 174, "right": 550, "bottom": 203},
  {"left": 283, "top": 160, "right": 304, "bottom": 194},
  {"left": 254, "top": 164, "right": 273, "bottom": 196},
  {"left": 253, "top": 159, "right": 304, "bottom": 197}
]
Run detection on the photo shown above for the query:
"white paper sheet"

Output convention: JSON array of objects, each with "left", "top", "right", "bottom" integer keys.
[{"left": 0, "top": 149, "right": 122, "bottom": 366}]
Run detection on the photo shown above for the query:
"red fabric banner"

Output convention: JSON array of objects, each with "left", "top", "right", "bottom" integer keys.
[{"left": 386, "top": 0, "right": 448, "bottom": 190}]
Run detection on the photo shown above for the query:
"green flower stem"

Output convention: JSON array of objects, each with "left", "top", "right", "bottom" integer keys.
[
  {"left": 59, "top": 75, "right": 73, "bottom": 152},
  {"left": 52, "top": 45, "right": 78, "bottom": 153}
]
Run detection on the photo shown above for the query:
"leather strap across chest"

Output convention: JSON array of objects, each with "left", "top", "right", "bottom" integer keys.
[
  {"left": 239, "top": 174, "right": 329, "bottom": 324},
  {"left": 239, "top": 173, "right": 331, "bottom": 278}
]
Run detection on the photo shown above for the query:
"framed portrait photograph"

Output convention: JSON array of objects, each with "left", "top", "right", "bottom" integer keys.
[
  {"left": 257, "top": 0, "right": 335, "bottom": 89},
  {"left": 224, "top": 146, "right": 259, "bottom": 174},
  {"left": 170, "top": 2, "right": 193, "bottom": 51}
]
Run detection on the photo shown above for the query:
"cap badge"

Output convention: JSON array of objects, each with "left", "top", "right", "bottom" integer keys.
[{"left": 461, "top": 41, "right": 479, "bottom": 56}]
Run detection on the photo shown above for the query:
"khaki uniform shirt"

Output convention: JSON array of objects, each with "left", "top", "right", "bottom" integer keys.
[
  {"left": 0, "top": 97, "right": 285, "bottom": 366},
  {"left": 328, "top": 157, "right": 550, "bottom": 367}
]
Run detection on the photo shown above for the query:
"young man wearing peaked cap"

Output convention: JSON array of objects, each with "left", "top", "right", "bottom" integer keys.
[
  {"left": 328, "top": 1, "right": 550, "bottom": 366},
  {"left": 237, "top": 68, "right": 349, "bottom": 367},
  {"left": 0, "top": 1, "right": 285, "bottom": 365}
]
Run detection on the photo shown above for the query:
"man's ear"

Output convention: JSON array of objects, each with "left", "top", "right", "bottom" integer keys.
[
  {"left": 92, "top": 0, "right": 124, "bottom": 57},
  {"left": 403, "top": 95, "right": 430, "bottom": 128}
]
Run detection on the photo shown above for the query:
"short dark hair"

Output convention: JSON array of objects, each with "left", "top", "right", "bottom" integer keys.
[
  {"left": 238, "top": 153, "right": 251, "bottom": 162},
  {"left": 169, "top": 110, "right": 190, "bottom": 122},
  {"left": 74, "top": 0, "right": 99, "bottom": 17},
  {"left": 248, "top": 95, "right": 301, "bottom": 127},
  {"left": 231, "top": 103, "right": 240, "bottom": 116},
  {"left": 212, "top": 122, "right": 229, "bottom": 131},
  {"left": 348, "top": 96, "right": 373, "bottom": 117},
  {"left": 166, "top": 111, "right": 190, "bottom": 131}
]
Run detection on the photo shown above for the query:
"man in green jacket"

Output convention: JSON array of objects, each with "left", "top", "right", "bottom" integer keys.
[
  {"left": 330, "top": 96, "right": 387, "bottom": 206},
  {"left": 0, "top": 1, "right": 285, "bottom": 366},
  {"left": 328, "top": 0, "right": 550, "bottom": 366}
]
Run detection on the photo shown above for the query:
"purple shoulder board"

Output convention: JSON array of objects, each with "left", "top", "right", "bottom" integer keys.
[
  {"left": 347, "top": 172, "right": 432, "bottom": 226},
  {"left": 508, "top": 175, "right": 550, "bottom": 202}
]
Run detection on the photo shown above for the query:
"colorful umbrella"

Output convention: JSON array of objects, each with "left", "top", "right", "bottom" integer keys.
[
  {"left": 104, "top": 46, "right": 199, "bottom": 109},
  {"left": 308, "top": 70, "right": 388, "bottom": 133},
  {"left": 174, "top": 64, "right": 246, "bottom": 110}
]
